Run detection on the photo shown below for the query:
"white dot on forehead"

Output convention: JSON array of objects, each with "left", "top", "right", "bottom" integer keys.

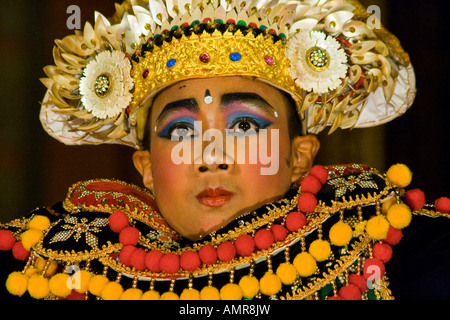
[
  {"left": 274, "top": 111, "right": 278, "bottom": 118},
  {"left": 154, "top": 126, "right": 157, "bottom": 132},
  {"left": 204, "top": 89, "right": 212, "bottom": 104}
]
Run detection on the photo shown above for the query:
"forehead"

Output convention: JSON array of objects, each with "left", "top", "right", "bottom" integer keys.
[{"left": 150, "top": 76, "right": 290, "bottom": 115}]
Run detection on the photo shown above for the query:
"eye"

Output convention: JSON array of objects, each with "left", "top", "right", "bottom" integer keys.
[
  {"left": 229, "top": 118, "right": 262, "bottom": 133},
  {"left": 169, "top": 123, "right": 195, "bottom": 139}
]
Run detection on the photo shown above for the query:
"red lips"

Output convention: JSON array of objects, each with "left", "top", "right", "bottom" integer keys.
[{"left": 196, "top": 187, "right": 234, "bottom": 207}]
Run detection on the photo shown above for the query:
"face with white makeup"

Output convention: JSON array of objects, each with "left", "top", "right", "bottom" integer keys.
[{"left": 133, "top": 76, "right": 320, "bottom": 240}]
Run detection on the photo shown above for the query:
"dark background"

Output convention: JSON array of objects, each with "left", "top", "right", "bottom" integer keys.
[{"left": 0, "top": 0, "right": 448, "bottom": 222}]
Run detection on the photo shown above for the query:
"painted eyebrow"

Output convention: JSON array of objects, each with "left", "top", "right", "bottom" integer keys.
[
  {"left": 220, "top": 92, "right": 275, "bottom": 113},
  {"left": 155, "top": 98, "right": 199, "bottom": 123}
]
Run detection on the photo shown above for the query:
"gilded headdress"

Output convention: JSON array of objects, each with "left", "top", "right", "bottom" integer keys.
[{"left": 40, "top": 0, "right": 416, "bottom": 149}]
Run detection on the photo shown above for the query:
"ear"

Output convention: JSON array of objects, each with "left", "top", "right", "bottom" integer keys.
[
  {"left": 132, "top": 150, "right": 154, "bottom": 192},
  {"left": 290, "top": 135, "right": 320, "bottom": 183}
]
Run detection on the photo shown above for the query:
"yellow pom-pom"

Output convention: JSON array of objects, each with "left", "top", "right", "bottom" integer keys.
[
  {"left": 101, "top": 281, "right": 124, "bottom": 300},
  {"left": 387, "top": 203, "right": 412, "bottom": 229},
  {"left": 88, "top": 275, "right": 109, "bottom": 296},
  {"left": 381, "top": 197, "right": 396, "bottom": 214},
  {"left": 386, "top": 163, "right": 412, "bottom": 188},
  {"left": 329, "top": 221, "right": 353, "bottom": 246},
  {"left": 141, "top": 289, "right": 161, "bottom": 300},
  {"left": 309, "top": 239, "right": 331, "bottom": 262},
  {"left": 34, "top": 258, "right": 58, "bottom": 278},
  {"left": 180, "top": 288, "right": 200, "bottom": 300},
  {"left": 49, "top": 273, "right": 71, "bottom": 298},
  {"left": 5, "top": 272, "right": 28, "bottom": 297},
  {"left": 200, "top": 286, "right": 221, "bottom": 300},
  {"left": 24, "top": 267, "right": 37, "bottom": 278},
  {"left": 276, "top": 263, "right": 297, "bottom": 285},
  {"left": 366, "top": 215, "right": 390, "bottom": 240},
  {"left": 28, "top": 274, "right": 50, "bottom": 299},
  {"left": 72, "top": 270, "right": 91, "bottom": 293},
  {"left": 238, "top": 275, "right": 259, "bottom": 299},
  {"left": 160, "top": 291, "right": 179, "bottom": 300},
  {"left": 259, "top": 272, "right": 281, "bottom": 296},
  {"left": 120, "top": 288, "right": 143, "bottom": 300},
  {"left": 21, "top": 229, "right": 43, "bottom": 251},
  {"left": 293, "top": 252, "right": 317, "bottom": 277},
  {"left": 220, "top": 283, "right": 242, "bottom": 300},
  {"left": 28, "top": 215, "right": 51, "bottom": 231}
]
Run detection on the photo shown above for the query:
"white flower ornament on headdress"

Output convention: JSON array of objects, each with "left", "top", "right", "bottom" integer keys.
[
  {"left": 79, "top": 50, "right": 134, "bottom": 120},
  {"left": 286, "top": 31, "right": 348, "bottom": 94}
]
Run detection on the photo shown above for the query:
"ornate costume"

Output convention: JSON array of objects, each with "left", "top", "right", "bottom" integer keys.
[{"left": 0, "top": 0, "right": 449, "bottom": 300}]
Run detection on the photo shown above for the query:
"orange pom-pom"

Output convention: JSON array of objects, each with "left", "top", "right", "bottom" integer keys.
[
  {"left": 387, "top": 203, "right": 412, "bottom": 229},
  {"left": 384, "top": 226, "right": 403, "bottom": 245},
  {"left": 119, "top": 245, "right": 138, "bottom": 266},
  {"left": 5, "top": 271, "right": 28, "bottom": 297},
  {"left": 386, "top": 163, "right": 412, "bottom": 188},
  {"left": 372, "top": 242, "right": 393, "bottom": 263}
]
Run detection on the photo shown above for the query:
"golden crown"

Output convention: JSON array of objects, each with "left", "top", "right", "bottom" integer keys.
[{"left": 40, "top": 0, "right": 416, "bottom": 149}]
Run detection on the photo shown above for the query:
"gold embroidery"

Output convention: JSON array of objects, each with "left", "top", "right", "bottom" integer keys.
[
  {"left": 49, "top": 216, "right": 108, "bottom": 249},
  {"left": 328, "top": 172, "right": 379, "bottom": 198}
]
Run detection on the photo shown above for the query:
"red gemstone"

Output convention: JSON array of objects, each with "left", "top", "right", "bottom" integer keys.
[
  {"left": 199, "top": 53, "right": 210, "bottom": 63},
  {"left": 143, "top": 69, "right": 149, "bottom": 78},
  {"left": 264, "top": 56, "right": 274, "bottom": 65}
]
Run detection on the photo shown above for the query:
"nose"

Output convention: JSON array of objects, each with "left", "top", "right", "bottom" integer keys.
[{"left": 193, "top": 145, "right": 234, "bottom": 174}]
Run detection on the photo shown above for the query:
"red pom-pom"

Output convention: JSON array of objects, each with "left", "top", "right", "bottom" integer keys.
[
  {"left": 384, "top": 226, "right": 403, "bottom": 246},
  {"left": 119, "top": 245, "right": 137, "bottom": 267},
  {"left": 119, "top": 227, "right": 140, "bottom": 246},
  {"left": 301, "top": 175, "right": 322, "bottom": 195},
  {"left": 217, "top": 241, "right": 236, "bottom": 262},
  {"left": 68, "top": 290, "right": 86, "bottom": 300},
  {"left": 285, "top": 211, "right": 307, "bottom": 232},
  {"left": 348, "top": 274, "right": 368, "bottom": 293},
  {"left": 12, "top": 241, "right": 30, "bottom": 261},
  {"left": 271, "top": 224, "right": 288, "bottom": 242},
  {"left": 372, "top": 242, "right": 393, "bottom": 263},
  {"left": 435, "top": 197, "right": 450, "bottom": 213},
  {"left": 309, "top": 165, "right": 328, "bottom": 184},
  {"left": 119, "top": 245, "right": 138, "bottom": 266},
  {"left": 254, "top": 229, "right": 274, "bottom": 250},
  {"left": 145, "top": 250, "right": 164, "bottom": 272},
  {"left": 234, "top": 234, "right": 255, "bottom": 257},
  {"left": 338, "top": 284, "right": 361, "bottom": 300},
  {"left": 297, "top": 193, "right": 317, "bottom": 213},
  {"left": 327, "top": 295, "right": 342, "bottom": 300},
  {"left": 108, "top": 211, "right": 129, "bottom": 233},
  {"left": 159, "top": 252, "right": 180, "bottom": 274},
  {"left": 130, "top": 248, "right": 147, "bottom": 271},
  {"left": 180, "top": 250, "right": 201, "bottom": 271},
  {"left": 404, "top": 189, "right": 426, "bottom": 211},
  {"left": 198, "top": 244, "right": 218, "bottom": 265},
  {"left": 363, "top": 258, "right": 385, "bottom": 279},
  {"left": 0, "top": 230, "right": 15, "bottom": 251}
]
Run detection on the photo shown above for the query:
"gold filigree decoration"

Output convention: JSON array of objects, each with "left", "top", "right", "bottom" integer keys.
[
  {"left": 49, "top": 216, "right": 108, "bottom": 249},
  {"left": 328, "top": 172, "right": 379, "bottom": 198}
]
